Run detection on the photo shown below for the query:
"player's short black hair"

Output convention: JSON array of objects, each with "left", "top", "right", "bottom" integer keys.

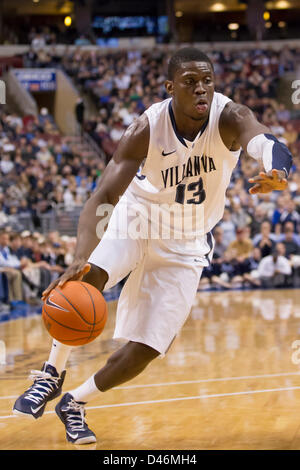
[{"left": 167, "top": 47, "right": 214, "bottom": 80}]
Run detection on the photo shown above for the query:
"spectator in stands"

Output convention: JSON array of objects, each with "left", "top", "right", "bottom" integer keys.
[
  {"left": 47, "top": 230, "right": 61, "bottom": 245},
  {"left": 276, "top": 103, "right": 291, "bottom": 124},
  {"left": 118, "top": 101, "right": 139, "bottom": 126},
  {"left": 0, "top": 154, "right": 14, "bottom": 174},
  {"left": 253, "top": 220, "right": 277, "bottom": 258},
  {"left": 109, "top": 117, "right": 125, "bottom": 144},
  {"left": 63, "top": 236, "right": 76, "bottom": 267},
  {"left": 6, "top": 206, "right": 24, "bottom": 232},
  {"left": 219, "top": 208, "right": 236, "bottom": 246},
  {"left": 10, "top": 233, "right": 24, "bottom": 259},
  {"left": 256, "top": 194, "right": 276, "bottom": 219},
  {"left": 271, "top": 194, "right": 290, "bottom": 228},
  {"left": 228, "top": 227, "right": 254, "bottom": 260},
  {"left": 283, "top": 122, "right": 298, "bottom": 146},
  {"left": 41, "top": 242, "right": 65, "bottom": 280},
  {"left": 202, "top": 226, "right": 231, "bottom": 290},
  {"left": 114, "top": 70, "right": 131, "bottom": 90},
  {"left": 279, "top": 222, "right": 300, "bottom": 259},
  {"left": 278, "top": 199, "right": 300, "bottom": 231},
  {"left": 258, "top": 244, "right": 292, "bottom": 288},
  {"left": 198, "top": 260, "right": 231, "bottom": 290},
  {"left": 279, "top": 221, "right": 300, "bottom": 245},
  {"left": 0, "top": 203, "right": 8, "bottom": 227},
  {"left": 0, "top": 231, "right": 24, "bottom": 304},
  {"left": 227, "top": 227, "right": 254, "bottom": 285},
  {"left": 216, "top": 249, "right": 240, "bottom": 289},
  {"left": 279, "top": 46, "right": 295, "bottom": 73},
  {"left": 10, "top": 232, "right": 52, "bottom": 303},
  {"left": 249, "top": 204, "right": 269, "bottom": 238},
  {"left": 0, "top": 44, "right": 300, "bottom": 296},
  {"left": 36, "top": 49, "right": 52, "bottom": 67},
  {"left": 24, "top": 47, "right": 38, "bottom": 67},
  {"left": 242, "top": 247, "right": 262, "bottom": 287},
  {"left": 18, "top": 233, "right": 35, "bottom": 260},
  {"left": 74, "top": 35, "right": 91, "bottom": 46},
  {"left": 232, "top": 200, "right": 252, "bottom": 229},
  {"left": 213, "top": 226, "right": 226, "bottom": 258},
  {"left": 31, "top": 33, "right": 46, "bottom": 50}
]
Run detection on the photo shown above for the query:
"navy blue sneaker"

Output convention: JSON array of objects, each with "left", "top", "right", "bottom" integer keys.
[
  {"left": 13, "top": 363, "right": 66, "bottom": 419},
  {"left": 55, "top": 393, "right": 96, "bottom": 444}
]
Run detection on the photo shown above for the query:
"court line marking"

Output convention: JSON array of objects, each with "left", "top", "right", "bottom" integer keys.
[
  {"left": 115, "top": 371, "right": 300, "bottom": 389},
  {"left": 1, "top": 371, "right": 300, "bottom": 400},
  {"left": 2, "top": 384, "right": 300, "bottom": 419}
]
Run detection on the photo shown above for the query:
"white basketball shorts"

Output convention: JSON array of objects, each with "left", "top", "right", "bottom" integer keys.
[{"left": 88, "top": 195, "right": 214, "bottom": 355}]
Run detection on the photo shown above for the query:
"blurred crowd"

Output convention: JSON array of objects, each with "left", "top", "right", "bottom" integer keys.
[
  {"left": 62, "top": 46, "right": 299, "bottom": 160},
  {"left": 24, "top": 44, "right": 300, "bottom": 162},
  {"left": 1, "top": 24, "right": 86, "bottom": 46},
  {"left": 0, "top": 230, "right": 76, "bottom": 312},
  {"left": 0, "top": 45, "right": 300, "bottom": 311},
  {"left": 200, "top": 220, "right": 300, "bottom": 291},
  {"left": 0, "top": 106, "right": 104, "bottom": 234}
]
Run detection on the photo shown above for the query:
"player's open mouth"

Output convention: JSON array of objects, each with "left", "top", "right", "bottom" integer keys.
[{"left": 195, "top": 101, "right": 208, "bottom": 113}]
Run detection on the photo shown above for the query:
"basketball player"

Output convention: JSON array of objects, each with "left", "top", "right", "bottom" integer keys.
[{"left": 13, "top": 48, "right": 292, "bottom": 444}]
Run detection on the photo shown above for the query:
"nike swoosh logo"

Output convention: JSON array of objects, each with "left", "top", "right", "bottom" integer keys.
[
  {"left": 67, "top": 431, "right": 79, "bottom": 439},
  {"left": 162, "top": 150, "right": 176, "bottom": 156},
  {"left": 46, "top": 297, "right": 69, "bottom": 312},
  {"left": 31, "top": 404, "right": 44, "bottom": 414}
]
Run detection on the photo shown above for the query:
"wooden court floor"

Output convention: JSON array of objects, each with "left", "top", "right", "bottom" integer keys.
[{"left": 1, "top": 289, "right": 300, "bottom": 450}]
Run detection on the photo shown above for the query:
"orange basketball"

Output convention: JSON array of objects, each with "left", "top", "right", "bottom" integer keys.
[{"left": 42, "top": 281, "right": 108, "bottom": 346}]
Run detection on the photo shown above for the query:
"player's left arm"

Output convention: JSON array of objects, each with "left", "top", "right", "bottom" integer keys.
[{"left": 219, "top": 102, "right": 293, "bottom": 194}]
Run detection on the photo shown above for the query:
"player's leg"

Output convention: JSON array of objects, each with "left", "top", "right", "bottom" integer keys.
[
  {"left": 53, "top": 234, "right": 150, "bottom": 444},
  {"left": 71, "top": 340, "right": 160, "bottom": 398},
  {"left": 13, "top": 229, "right": 144, "bottom": 421},
  {"left": 55, "top": 237, "right": 206, "bottom": 444},
  {"left": 12, "top": 265, "right": 109, "bottom": 420},
  {"left": 55, "top": 340, "right": 159, "bottom": 444},
  {"left": 13, "top": 191, "right": 144, "bottom": 421},
  {"left": 94, "top": 341, "right": 160, "bottom": 390}
]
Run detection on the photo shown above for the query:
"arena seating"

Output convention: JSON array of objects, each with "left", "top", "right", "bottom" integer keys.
[{"left": 0, "top": 44, "right": 300, "bottom": 315}]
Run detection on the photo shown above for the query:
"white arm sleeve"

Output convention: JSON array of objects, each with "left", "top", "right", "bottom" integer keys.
[
  {"left": 246, "top": 134, "right": 273, "bottom": 172},
  {"left": 247, "top": 133, "right": 292, "bottom": 178}
]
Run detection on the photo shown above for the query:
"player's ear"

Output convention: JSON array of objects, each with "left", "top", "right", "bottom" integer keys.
[{"left": 165, "top": 80, "right": 174, "bottom": 96}]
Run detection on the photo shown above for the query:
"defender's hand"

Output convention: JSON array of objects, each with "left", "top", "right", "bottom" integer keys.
[
  {"left": 248, "top": 169, "right": 287, "bottom": 194},
  {"left": 41, "top": 261, "right": 91, "bottom": 300}
]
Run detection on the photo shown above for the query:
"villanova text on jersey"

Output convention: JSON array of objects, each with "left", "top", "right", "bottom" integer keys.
[
  {"left": 127, "top": 93, "right": 241, "bottom": 238},
  {"left": 161, "top": 154, "right": 217, "bottom": 189}
]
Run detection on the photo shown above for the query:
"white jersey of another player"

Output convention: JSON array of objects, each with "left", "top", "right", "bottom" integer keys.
[{"left": 127, "top": 92, "right": 241, "bottom": 239}]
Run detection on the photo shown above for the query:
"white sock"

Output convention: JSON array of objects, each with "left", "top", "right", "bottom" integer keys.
[
  {"left": 69, "top": 375, "right": 100, "bottom": 403},
  {"left": 46, "top": 340, "right": 73, "bottom": 375}
]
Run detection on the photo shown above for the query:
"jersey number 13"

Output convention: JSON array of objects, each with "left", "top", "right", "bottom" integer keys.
[{"left": 175, "top": 177, "right": 206, "bottom": 205}]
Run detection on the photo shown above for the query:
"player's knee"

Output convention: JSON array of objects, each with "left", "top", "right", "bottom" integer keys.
[
  {"left": 108, "top": 341, "right": 159, "bottom": 371},
  {"left": 129, "top": 342, "right": 160, "bottom": 367},
  {"left": 82, "top": 263, "right": 108, "bottom": 292}
]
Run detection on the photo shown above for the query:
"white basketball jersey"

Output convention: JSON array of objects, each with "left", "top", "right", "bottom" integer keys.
[{"left": 126, "top": 92, "right": 241, "bottom": 239}]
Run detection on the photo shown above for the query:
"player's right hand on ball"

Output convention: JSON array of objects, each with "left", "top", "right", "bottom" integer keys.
[{"left": 41, "top": 261, "right": 91, "bottom": 300}]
